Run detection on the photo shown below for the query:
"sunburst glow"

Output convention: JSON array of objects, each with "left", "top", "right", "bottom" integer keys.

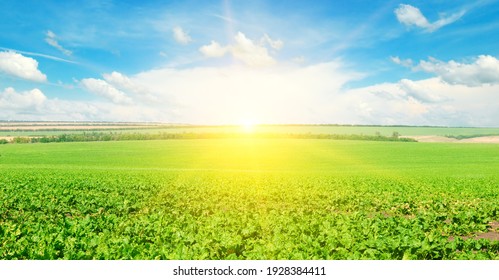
[{"left": 240, "top": 119, "right": 257, "bottom": 133}]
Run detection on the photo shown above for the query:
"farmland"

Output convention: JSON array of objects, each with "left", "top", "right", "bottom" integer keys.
[
  {"left": 1, "top": 135, "right": 498, "bottom": 260},
  {"left": 2, "top": 122, "right": 499, "bottom": 138}
]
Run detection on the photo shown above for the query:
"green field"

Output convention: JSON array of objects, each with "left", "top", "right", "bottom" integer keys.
[{"left": 1, "top": 139, "right": 498, "bottom": 259}]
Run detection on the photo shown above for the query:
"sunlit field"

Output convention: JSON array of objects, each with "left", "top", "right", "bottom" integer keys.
[{"left": 1, "top": 136, "right": 498, "bottom": 259}]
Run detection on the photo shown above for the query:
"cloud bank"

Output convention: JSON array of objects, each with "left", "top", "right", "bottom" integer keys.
[
  {"left": 1, "top": 49, "right": 497, "bottom": 127},
  {"left": 0, "top": 87, "right": 46, "bottom": 110},
  {"left": 416, "top": 55, "right": 499, "bottom": 86},
  {"left": 2, "top": 57, "right": 498, "bottom": 127}
]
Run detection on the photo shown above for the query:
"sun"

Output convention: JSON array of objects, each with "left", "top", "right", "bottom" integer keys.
[{"left": 240, "top": 119, "right": 257, "bottom": 133}]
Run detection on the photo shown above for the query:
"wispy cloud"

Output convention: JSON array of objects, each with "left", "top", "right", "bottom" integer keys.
[
  {"left": 292, "top": 56, "right": 306, "bottom": 64},
  {"left": 172, "top": 26, "right": 192, "bottom": 44},
  {"left": 199, "top": 41, "right": 228, "bottom": 58},
  {"left": 45, "top": 30, "right": 73, "bottom": 56},
  {"left": 199, "top": 32, "right": 279, "bottom": 67},
  {"left": 390, "top": 56, "right": 413, "bottom": 67},
  {"left": 395, "top": 4, "right": 465, "bottom": 32},
  {"left": 0, "top": 47, "right": 77, "bottom": 64},
  {"left": 261, "top": 34, "right": 283, "bottom": 50},
  {"left": 211, "top": 13, "right": 237, "bottom": 24}
]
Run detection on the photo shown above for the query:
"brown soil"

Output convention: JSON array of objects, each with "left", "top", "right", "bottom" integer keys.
[
  {"left": 404, "top": 135, "right": 499, "bottom": 143},
  {"left": 459, "top": 136, "right": 499, "bottom": 143},
  {"left": 404, "top": 135, "right": 458, "bottom": 143},
  {"left": 474, "top": 232, "right": 499, "bottom": 241},
  {"left": 448, "top": 221, "right": 499, "bottom": 242}
]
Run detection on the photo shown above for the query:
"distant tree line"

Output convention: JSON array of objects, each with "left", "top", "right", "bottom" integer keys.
[
  {"left": 2, "top": 131, "right": 416, "bottom": 144},
  {"left": 445, "top": 134, "right": 499, "bottom": 140}
]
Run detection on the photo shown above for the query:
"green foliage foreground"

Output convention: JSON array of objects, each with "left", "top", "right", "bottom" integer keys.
[{"left": 0, "top": 139, "right": 498, "bottom": 259}]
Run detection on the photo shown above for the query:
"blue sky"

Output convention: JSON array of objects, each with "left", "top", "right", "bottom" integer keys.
[{"left": 1, "top": 0, "right": 498, "bottom": 126}]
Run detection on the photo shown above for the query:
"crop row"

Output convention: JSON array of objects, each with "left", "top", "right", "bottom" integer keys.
[{"left": 1, "top": 169, "right": 498, "bottom": 259}]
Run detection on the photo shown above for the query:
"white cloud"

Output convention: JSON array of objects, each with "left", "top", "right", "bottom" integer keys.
[
  {"left": 0, "top": 87, "right": 47, "bottom": 110},
  {"left": 231, "top": 32, "right": 275, "bottom": 66},
  {"left": 395, "top": 4, "right": 430, "bottom": 29},
  {"left": 395, "top": 4, "right": 465, "bottom": 32},
  {"left": 45, "top": 30, "right": 72, "bottom": 56},
  {"left": 103, "top": 71, "right": 157, "bottom": 102},
  {"left": 416, "top": 55, "right": 499, "bottom": 86},
  {"left": 199, "top": 41, "right": 228, "bottom": 57},
  {"left": 80, "top": 78, "right": 132, "bottom": 104},
  {"left": 103, "top": 71, "right": 142, "bottom": 95},
  {"left": 102, "top": 72, "right": 126, "bottom": 85},
  {"left": 390, "top": 56, "right": 413, "bottom": 67},
  {"left": 172, "top": 26, "right": 192, "bottom": 44},
  {"left": 0, "top": 47, "right": 77, "bottom": 64},
  {"left": 0, "top": 51, "right": 47, "bottom": 82},
  {"left": 398, "top": 79, "right": 447, "bottom": 103},
  {"left": 261, "top": 34, "right": 283, "bottom": 50},
  {"left": 199, "top": 32, "right": 276, "bottom": 67}
]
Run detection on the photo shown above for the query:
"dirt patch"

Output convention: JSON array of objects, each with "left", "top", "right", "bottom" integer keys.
[
  {"left": 489, "top": 221, "right": 499, "bottom": 229},
  {"left": 367, "top": 211, "right": 415, "bottom": 219},
  {"left": 475, "top": 221, "right": 499, "bottom": 241},
  {"left": 0, "top": 136, "right": 14, "bottom": 141},
  {"left": 459, "top": 136, "right": 499, "bottom": 143},
  {"left": 403, "top": 135, "right": 458, "bottom": 143},
  {"left": 404, "top": 135, "right": 499, "bottom": 143},
  {"left": 474, "top": 232, "right": 499, "bottom": 241},
  {"left": 448, "top": 221, "right": 499, "bottom": 242}
]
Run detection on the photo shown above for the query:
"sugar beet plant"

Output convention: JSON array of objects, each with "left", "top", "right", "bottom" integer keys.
[{"left": 1, "top": 168, "right": 498, "bottom": 260}]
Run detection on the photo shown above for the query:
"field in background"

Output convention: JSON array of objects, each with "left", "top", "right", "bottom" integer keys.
[
  {"left": 1, "top": 138, "right": 498, "bottom": 259},
  {"left": 2, "top": 121, "right": 499, "bottom": 139}
]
